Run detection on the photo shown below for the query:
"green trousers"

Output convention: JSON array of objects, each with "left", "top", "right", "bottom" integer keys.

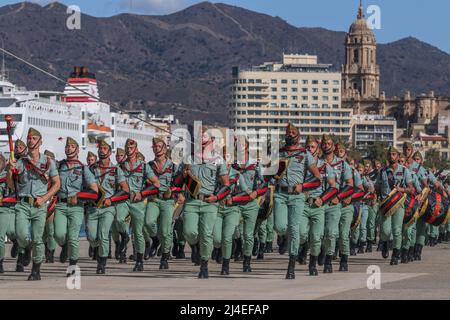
[
  {"left": 380, "top": 204, "right": 405, "bottom": 250},
  {"left": 366, "top": 203, "right": 378, "bottom": 242},
  {"left": 299, "top": 203, "right": 325, "bottom": 257},
  {"left": 323, "top": 204, "right": 341, "bottom": 256},
  {"left": 429, "top": 225, "right": 439, "bottom": 238},
  {"left": 339, "top": 204, "right": 354, "bottom": 256},
  {"left": 145, "top": 199, "right": 175, "bottom": 254},
  {"left": 111, "top": 220, "right": 120, "bottom": 243},
  {"left": 403, "top": 221, "right": 416, "bottom": 250},
  {"left": 273, "top": 192, "right": 305, "bottom": 256},
  {"left": 182, "top": 199, "right": 218, "bottom": 261},
  {"left": 265, "top": 213, "right": 274, "bottom": 242},
  {"left": 116, "top": 200, "right": 146, "bottom": 254},
  {"left": 238, "top": 200, "right": 259, "bottom": 257},
  {"left": 0, "top": 207, "right": 15, "bottom": 260},
  {"left": 53, "top": 203, "right": 84, "bottom": 261},
  {"left": 86, "top": 206, "right": 115, "bottom": 258},
  {"left": 43, "top": 213, "right": 56, "bottom": 251},
  {"left": 233, "top": 221, "right": 244, "bottom": 239},
  {"left": 351, "top": 204, "right": 368, "bottom": 244},
  {"left": 115, "top": 202, "right": 130, "bottom": 234},
  {"left": 213, "top": 205, "right": 240, "bottom": 259},
  {"left": 15, "top": 201, "right": 48, "bottom": 264},
  {"left": 254, "top": 218, "right": 267, "bottom": 243}
]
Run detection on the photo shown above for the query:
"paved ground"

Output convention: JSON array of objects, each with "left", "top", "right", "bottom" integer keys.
[{"left": 0, "top": 239, "right": 449, "bottom": 300}]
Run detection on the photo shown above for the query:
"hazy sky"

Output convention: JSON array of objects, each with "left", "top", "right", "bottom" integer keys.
[{"left": 3, "top": 0, "right": 450, "bottom": 53}]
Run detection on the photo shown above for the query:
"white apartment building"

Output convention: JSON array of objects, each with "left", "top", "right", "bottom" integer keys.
[
  {"left": 229, "top": 54, "right": 352, "bottom": 144},
  {"left": 352, "top": 114, "right": 397, "bottom": 150}
]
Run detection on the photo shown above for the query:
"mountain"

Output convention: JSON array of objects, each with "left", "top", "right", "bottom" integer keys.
[{"left": 1, "top": 1, "right": 450, "bottom": 125}]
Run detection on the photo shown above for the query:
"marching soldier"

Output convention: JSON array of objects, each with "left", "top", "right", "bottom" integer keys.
[
  {"left": 273, "top": 123, "right": 320, "bottom": 279},
  {"left": 300, "top": 135, "right": 337, "bottom": 276},
  {"left": 86, "top": 140, "right": 129, "bottom": 274},
  {"left": 53, "top": 137, "right": 98, "bottom": 275},
  {"left": 182, "top": 128, "right": 229, "bottom": 278},
  {"left": 375, "top": 146, "right": 414, "bottom": 265},
  {"left": 319, "top": 136, "right": 353, "bottom": 273},
  {"left": 43, "top": 150, "right": 57, "bottom": 263},
  {"left": 231, "top": 138, "right": 263, "bottom": 273},
  {"left": 350, "top": 163, "right": 367, "bottom": 255},
  {"left": 7, "top": 128, "right": 61, "bottom": 280},
  {"left": 114, "top": 147, "right": 131, "bottom": 263},
  {"left": 363, "top": 160, "right": 378, "bottom": 252},
  {"left": 87, "top": 151, "right": 97, "bottom": 166},
  {"left": 117, "top": 139, "right": 158, "bottom": 271},
  {"left": 85, "top": 151, "right": 97, "bottom": 259}
]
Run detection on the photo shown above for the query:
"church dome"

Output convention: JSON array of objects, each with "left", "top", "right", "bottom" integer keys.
[{"left": 349, "top": 3, "right": 374, "bottom": 36}]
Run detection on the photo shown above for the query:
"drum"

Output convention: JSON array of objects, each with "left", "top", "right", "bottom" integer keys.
[
  {"left": 421, "top": 191, "right": 450, "bottom": 226},
  {"left": 379, "top": 188, "right": 407, "bottom": 217},
  {"left": 351, "top": 202, "right": 361, "bottom": 230},
  {"left": 416, "top": 187, "right": 431, "bottom": 218},
  {"left": 403, "top": 195, "right": 420, "bottom": 228}
]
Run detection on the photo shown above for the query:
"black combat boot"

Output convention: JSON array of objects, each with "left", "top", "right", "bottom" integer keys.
[
  {"left": 285, "top": 255, "right": 296, "bottom": 280},
  {"left": 108, "top": 233, "right": 112, "bottom": 259},
  {"left": 381, "top": 241, "right": 390, "bottom": 259},
  {"left": 0, "top": 259, "right": 4, "bottom": 273},
  {"left": 159, "top": 253, "right": 169, "bottom": 270},
  {"left": 339, "top": 255, "right": 348, "bottom": 272},
  {"left": 257, "top": 243, "right": 265, "bottom": 260},
  {"left": 446, "top": 231, "right": 450, "bottom": 242},
  {"left": 60, "top": 244, "right": 68, "bottom": 263},
  {"left": 171, "top": 241, "right": 179, "bottom": 258},
  {"left": 376, "top": 240, "right": 383, "bottom": 252},
  {"left": 157, "top": 246, "right": 162, "bottom": 257},
  {"left": 323, "top": 255, "right": 333, "bottom": 274},
  {"left": 278, "top": 235, "right": 287, "bottom": 255},
  {"left": 390, "top": 248, "right": 399, "bottom": 265},
  {"left": 243, "top": 255, "right": 252, "bottom": 273},
  {"left": 365, "top": 240, "right": 373, "bottom": 253},
  {"left": 350, "top": 242, "right": 357, "bottom": 256},
  {"left": 215, "top": 248, "right": 223, "bottom": 264},
  {"left": 308, "top": 255, "right": 318, "bottom": 276},
  {"left": 88, "top": 245, "right": 93, "bottom": 258},
  {"left": 149, "top": 236, "right": 160, "bottom": 257},
  {"left": 27, "top": 262, "right": 41, "bottom": 281},
  {"left": 23, "top": 245, "right": 31, "bottom": 267},
  {"left": 233, "top": 238, "right": 243, "bottom": 261},
  {"left": 176, "top": 243, "right": 186, "bottom": 259},
  {"left": 66, "top": 259, "right": 78, "bottom": 277},
  {"left": 317, "top": 246, "right": 325, "bottom": 266},
  {"left": 96, "top": 256, "right": 107, "bottom": 274},
  {"left": 119, "top": 233, "right": 129, "bottom": 263},
  {"left": 400, "top": 248, "right": 408, "bottom": 264},
  {"left": 92, "top": 247, "right": 98, "bottom": 261},
  {"left": 198, "top": 260, "right": 209, "bottom": 279},
  {"left": 438, "top": 233, "right": 445, "bottom": 243},
  {"left": 133, "top": 253, "right": 144, "bottom": 272},
  {"left": 221, "top": 258, "right": 230, "bottom": 275},
  {"left": 333, "top": 244, "right": 339, "bottom": 260},
  {"left": 211, "top": 247, "right": 218, "bottom": 261},
  {"left": 408, "top": 246, "right": 415, "bottom": 262},
  {"left": 15, "top": 253, "right": 24, "bottom": 272},
  {"left": 115, "top": 241, "right": 121, "bottom": 260},
  {"left": 414, "top": 244, "right": 423, "bottom": 261},
  {"left": 252, "top": 238, "right": 259, "bottom": 257},
  {"left": 265, "top": 241, "right": 273, "bottom": 253},
  {"left": 191, "top": 243, "right": 200, "bottom": 266},
  {"left": 10, "top": 239, "right": 18, "bottom": 258},
  {"left": 388, "top": 240, "right": 393, "bottom": 250},
  {"left": 129, "top": 241, "right": 136, "bottom": 261},
  {"left": 358, "top": 241, "right": 366, "bottom": 254}
]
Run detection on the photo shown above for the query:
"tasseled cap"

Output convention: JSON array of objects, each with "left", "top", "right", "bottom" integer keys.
[
  {"left": 125, "top": 138, "right": 137, "bottom": 148},
  {"left": 66, "top": 137, "right": 78, "bottom": 147},
  {"left": 27, "top": 127, "right": 41, "bottom": 138},
  {"left": 97, "top": 139, "right": 111, "bottom": 149},
  {"left": 44, "top": 150, "right": 55, "bottom": 160},
  {"left": 116, "top": 148, "right": 125, "bottom": 156}
]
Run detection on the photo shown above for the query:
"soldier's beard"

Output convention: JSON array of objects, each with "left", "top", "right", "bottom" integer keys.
[
  {"left": 285, "top": 135, "right": 298, "bottom": 146},
  {"left": 99, "top": 151, "right": 111, "bottom": 160},
  {"left": 66, "top": 148, "right": 78, "bottom": 159}
]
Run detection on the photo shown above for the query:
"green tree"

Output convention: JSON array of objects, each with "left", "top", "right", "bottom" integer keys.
[
  {"left": 365, "top": 141, "right": 389, "bottom": 165},
  {"left": 424, "top": 149, "right": 449, "bottom": 171}
]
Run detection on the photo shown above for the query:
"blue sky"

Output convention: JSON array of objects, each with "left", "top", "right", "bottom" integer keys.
[{"left": 4, "top": 0, "right": 450, "bottom": 53}]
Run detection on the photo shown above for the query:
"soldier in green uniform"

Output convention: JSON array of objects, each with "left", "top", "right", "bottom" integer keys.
[
  {"left": 115, "top": 139, "right": 156, "bottom": 271},
  {"left": 182, "top": 129, "right": 229, "bottom": 278},
  {"left": 7, "top": 128, "right": 60, "bottom": 280},
  {"left": 86, "top": 140, "right": 129, "bottom": 274},
  {"left": 0, "top": 153, "right": 15, "bottom": 273},
  {"left": 85, "top": 151, "right": 97, "bottom": 259},
  {"left": 363, "top": 160, "right": 378, "bottom": 252},
  {"left": 375, "top": 146, "right": 414, "bottom": 265},
  {"left": 319, "top": 137, "right": 353, "bottom": 273},
  {"left": 300, "top": 135, "right": 336, "bottom": 276},
  {"left": 53, "top": 137, "right": 98, "bottom": 274},
  {"left": 42, "top": 150, "right": 57, "bottom": 263},
  {"left": 273, "top": 123, "right": 321, "bottom": 279},
  {"left": 146, "top": 137, "right": 184, "bottom": 270},
  {"left": 350, "top": 163, "right": 367, "bottom": 255},
  {"left": 113, "top": 147, "right": 131, "bottom": 263},
  {"left": 231, "top": 138, "right": 263, "bottom": 272}
]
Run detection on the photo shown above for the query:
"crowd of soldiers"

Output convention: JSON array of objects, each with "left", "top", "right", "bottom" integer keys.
[{"left": 0, "top": 123, "right": 449, "bottom": 281}]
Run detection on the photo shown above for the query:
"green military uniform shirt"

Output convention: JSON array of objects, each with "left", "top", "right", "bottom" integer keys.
[
  {"left": 90, "top": 162, "right": 126, "bottom": 198},
  {"left": 120, "top": 159, "right": 154, "bottom": 193},
  {"left": 376, "top": 165, "right": 413, "bottom": 199},
  {"left": 0, "top": 169, "right": 7, "bottom": 196},
  {"left": 353, "top": 168, "right": 363, "bottom": 189},
  {"left": 278, "top": 149, "right": 315, "bottom": 188},
  {"left": 307, "top": 159, "right": 336, "bottom": 198},
  {"left": 148, "top": 159, "right": 177, "bottom": 192},
  {"left": 327, "top": 156, "right": 353, "bottom": 190},
  {"left": 16, "top": 154, "right": 58, "bottom": 198},
  {"left": 234, "top": 161, "right": 263, "bottom": 194},
  {"left": 58, "top": 160, "right": 96, "bottom": 198},
  {"left": 185, "top": 155, "right": 228, "bottom": 196}
]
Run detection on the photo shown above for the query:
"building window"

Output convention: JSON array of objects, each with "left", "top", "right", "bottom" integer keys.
[
  {"left": 333, "top": 80, "right": 340, "bottom": 85},
  {"left": 271, "top": 88, "right": 277, "bottom": 92},
  {"left": 271, "top": 95, "right": 277, "bottom": 100},
  {"left": 281, "top": 96, "right": 288, "bottom": 100},
  {"left": 292, "top": 80, "right": 298, "bottom": 84},
  {"left": 323, "top": 88, "right": 329, "bottom": 93},
  {"left": 281, "top": 79, "right": 288, "bottom": 84},
  {"left": 322, "top": 80, "right": 329, "bottom": 85},
  {"left": 281, "top": 88, "right": 287, "bottom": 92},
  {"left": 312, "top": 80, "right": 319, "bottom": 85},
  {"left": 292, "top": 88, "right": 298, "bottom": 92},
  {"left": 271, "top": 79, "right": 277, "bottom": 84},
  {"left": 302, "top": 80, "right": 308, "bottom": 85}
]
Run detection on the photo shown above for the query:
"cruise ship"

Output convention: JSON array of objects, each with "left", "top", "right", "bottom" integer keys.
[{"left": 0, "top": 66, "right": 174, "bottom": 161}]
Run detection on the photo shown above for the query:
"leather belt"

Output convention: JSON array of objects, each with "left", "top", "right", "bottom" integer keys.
[
  {"left": 19, "top": 196, "right": 36, "bottom": 205},
  {"left": 191, "top": 193, "right": 210, "bottom": 201},
  {"left": 276, "top": 186, "right": 296, "bottom": 194},
  {"left": 58, "top": 198, "right": 68, "bottom": 203}
]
